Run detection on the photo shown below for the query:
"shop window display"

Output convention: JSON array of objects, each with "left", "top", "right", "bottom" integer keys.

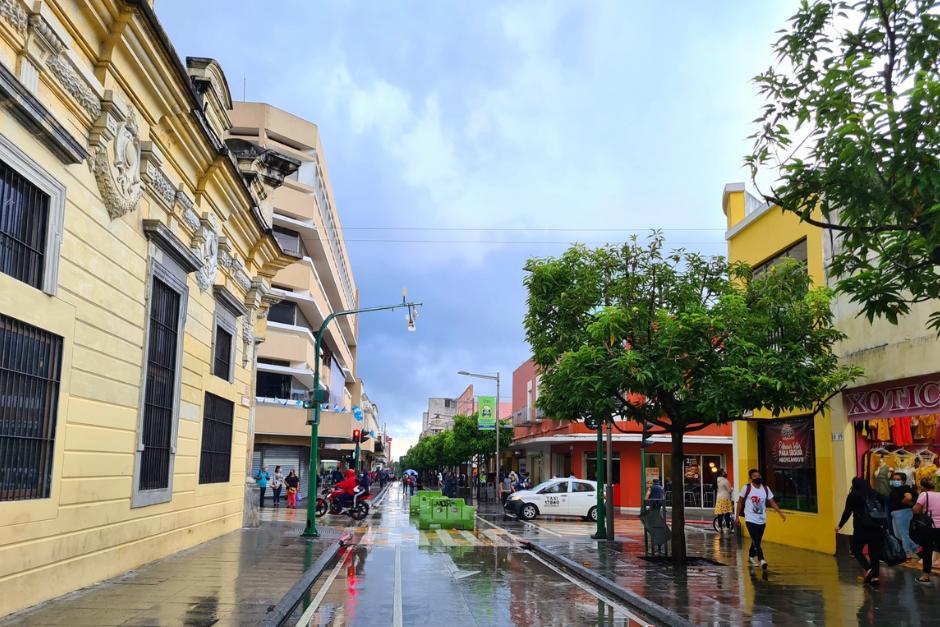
[
  {"left": 758, "top": 417, "right": 818, "bottom": 513},
  {"left": 857, "top": 413, "right": 940, "bottom": 493}
]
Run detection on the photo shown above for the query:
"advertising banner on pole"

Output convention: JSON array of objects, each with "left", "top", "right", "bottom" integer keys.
[{"left": 477, "top": 395, "right": 496, "bottom": 430}]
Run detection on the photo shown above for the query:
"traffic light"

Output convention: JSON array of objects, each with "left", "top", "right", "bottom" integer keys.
[
  {"left": 353, "top": 429, "right": 361, "bottom": 442},
  {"left": 359, "top": 430, "right": 371, "bottom": 443}
]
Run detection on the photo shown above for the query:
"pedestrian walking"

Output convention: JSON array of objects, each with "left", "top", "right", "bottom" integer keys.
[
  {"left": 271, "top": 466, "right": 284, "bottom": 509},
  {"left": 255, "top": 464, "right": 270, "bottom": 509},
  {"left": 736, "top": 468, "right": 786, "bottom": 569},
  {"left": 836, "top": 477, "right": 887, "bottom": 585},
  {"left": 646, "top": 478, "right": 665, "bottom": 512},
  {"left": 913, "top": 478, "right": 940, "bottom": 583},
  {"left": 888, "top": 471, "right": 919, "bottom": 559},
  {"left": 714, "top": 469, "right": 734, "bottom": 531},
  {"left": 285, "top": 470, "right": 300, "bottom": 508}
]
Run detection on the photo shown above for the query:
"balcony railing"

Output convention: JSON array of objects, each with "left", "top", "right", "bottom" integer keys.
[{"left": 512, "top": 407, "right": 529, "bottom": 426}]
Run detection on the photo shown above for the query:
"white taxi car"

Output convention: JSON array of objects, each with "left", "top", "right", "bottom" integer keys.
[{"left": 504, "top": 477, "right": 598, "bottom": 521}]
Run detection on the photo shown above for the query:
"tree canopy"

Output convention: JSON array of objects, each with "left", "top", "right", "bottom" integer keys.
[
  {"left": 748, "top": 0, "right": 940, "bottom": 331},
  {"left": 399, "top": 414, "right": 512, "bottom": 473},
  {"left": 524, "top": 235, "right": 860, "bottom": 560}
]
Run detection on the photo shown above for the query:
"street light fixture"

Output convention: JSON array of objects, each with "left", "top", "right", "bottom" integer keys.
[
  {"left": 301, "top": 291, "right": 422, "bottom": 538},
  {"left": 457, "top": 370, "right": 502, "bottom": 498}
]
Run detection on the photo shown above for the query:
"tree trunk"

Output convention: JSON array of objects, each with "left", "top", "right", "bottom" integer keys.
[{"left": 671, "top": 430, "right": 687, "bottom": 562}]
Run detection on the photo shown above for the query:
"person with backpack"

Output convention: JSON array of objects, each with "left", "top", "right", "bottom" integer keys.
[
  {"left": 255, "top": 464, "right": 270, "bottom": 509},
  {"left": 736, "top": 468, "right": 786, "bottom": 569},
  {"left": 836, "top": 477, "right": 887, "bottom": 584},
  {"left": 912, "top": 477, "right": 940, "bottom": 583}
]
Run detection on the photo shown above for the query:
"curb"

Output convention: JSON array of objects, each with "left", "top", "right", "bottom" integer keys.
[
  {"left": 370, "top": 484, "right": 391, "bottom": 507},
  {"left": 262, "top": 539, "right": 344, "bottom": 627},
  {"left": 523, "top": 541, "right": 694, "bottom": 627}
]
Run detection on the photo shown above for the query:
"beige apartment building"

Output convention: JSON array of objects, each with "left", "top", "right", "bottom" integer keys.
[
  {"left": 228, "top": 103, "right": 369, "bottom": 483},
  {"left": 0, "top": 0, "right": 299, "bottom": 615}
]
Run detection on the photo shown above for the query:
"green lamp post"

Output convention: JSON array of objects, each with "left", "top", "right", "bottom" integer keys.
[{"left": 302, "top": 294, "right": 420, "bottom": 538}]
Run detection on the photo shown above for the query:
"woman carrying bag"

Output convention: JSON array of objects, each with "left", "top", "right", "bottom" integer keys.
[{"left": 911, "top": 478, "right": 940, "bottom": 583}]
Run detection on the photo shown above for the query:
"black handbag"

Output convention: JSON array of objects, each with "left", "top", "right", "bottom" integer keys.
[
  {"left": 881, "top": 531, "right": 906, "bottom": 566},
  {"left": 910, "top": 492, "right": 935, "bottom": 547}
]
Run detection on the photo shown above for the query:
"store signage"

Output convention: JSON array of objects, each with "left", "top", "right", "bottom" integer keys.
[
  {"left": 843, "top": 372, "right": 940, "bottom": 421},
  {"left": 478, "top": 395, "right": 497, "bottom": 430},
  {"left": 765, "top": 420, "right": 812, "bottom": 468}
]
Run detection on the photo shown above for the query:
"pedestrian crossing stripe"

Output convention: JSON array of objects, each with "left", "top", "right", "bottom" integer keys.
[
  {"left": 347, "top": 527, "right": 513, "bottom": 548},
  {"left": 435, "top": 529, "right": 458, "bottom": 546},
  {"left": 458, "top": 530, "right": 482, "bottom": 546}
]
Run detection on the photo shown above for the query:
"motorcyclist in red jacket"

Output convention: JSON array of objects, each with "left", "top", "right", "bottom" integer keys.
[{"left": 330, "top": 469, "right": 358, "bottom": 508}]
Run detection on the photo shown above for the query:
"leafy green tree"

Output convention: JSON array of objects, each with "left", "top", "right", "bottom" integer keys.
[
  {"left": 748, "top": 0, "right": 940, "bottom": 331},
  {"left": 524, "top": 235, "right": 860, "bottom": 561}
]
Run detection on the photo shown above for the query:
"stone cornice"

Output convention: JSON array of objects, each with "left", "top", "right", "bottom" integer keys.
[
  {"left": 0, "top": 60, "right": 86, "bottom": 163},
  {"left": 142, "top": 219, "right": 201, "bottom": 273}
]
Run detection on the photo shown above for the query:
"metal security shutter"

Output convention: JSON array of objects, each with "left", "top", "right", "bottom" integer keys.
[{"left": 251, "top": 450, "right": 262, "bottom": 479}]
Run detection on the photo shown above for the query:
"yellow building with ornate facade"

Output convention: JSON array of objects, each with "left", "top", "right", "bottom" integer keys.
[{"left": 0, "top": 0, "right": 295, "bottom": 615}]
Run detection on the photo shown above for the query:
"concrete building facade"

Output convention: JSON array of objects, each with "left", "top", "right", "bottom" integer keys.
[
  {"left": 227, "top": 103, "right": 368, "bottom": 485},
  {"left": 0, "top": 0, "right": 295, "bottom": 614}
]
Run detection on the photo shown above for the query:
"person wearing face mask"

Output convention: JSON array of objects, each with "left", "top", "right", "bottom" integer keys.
[
  {"left": 888, "top": 471, "right": 918, "bottom": 559},
  {"left": 736, "top": 468, "right": 786, "bottom": 569}
]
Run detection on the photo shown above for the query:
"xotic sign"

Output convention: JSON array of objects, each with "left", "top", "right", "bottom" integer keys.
[{"left": 843, "top": 372, "right": 940, "bottom": 422}]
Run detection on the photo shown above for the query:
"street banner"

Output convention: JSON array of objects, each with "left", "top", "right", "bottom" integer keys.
[
  {"left": 764, "top": 419, "right": 814, "bottom": 468},
  {"left": 478, "top": 395, "right": 496, "bottom": 430}
]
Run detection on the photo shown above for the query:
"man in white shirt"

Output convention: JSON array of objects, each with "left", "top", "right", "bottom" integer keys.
[{"left": 736, "top": 468, "right": 786, "bottom": 569}]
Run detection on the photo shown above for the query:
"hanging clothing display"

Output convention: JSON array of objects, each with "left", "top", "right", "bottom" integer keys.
[
  {"left": 869, "top": 418, "right": 893, "bottom": 442},
  {"left": 892, "top": 417, "right": 914, "bottom": 446},
  {"left": 915, "top": 414, "right": 939, "bottom": 441}
]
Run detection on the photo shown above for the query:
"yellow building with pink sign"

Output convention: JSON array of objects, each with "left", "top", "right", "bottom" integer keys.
[{"left": 723, "top": 182, "right": 940, "bottom": 555}]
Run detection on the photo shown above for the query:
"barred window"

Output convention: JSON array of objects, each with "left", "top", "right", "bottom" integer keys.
[
  {"left": 213, "top": 325, "right": 232, "bottom": 380},
  {"left": 139, "top": 277, "right": 182, "bottom": 492},
  {"left": 199, "top": 393, "right": 233, "bottom": 484},
  {"left": 0, "top": 313, "right": 62, "bottom": 501},
  {"left": 0, "top": 160, "right": 49, "bottom": 290}
]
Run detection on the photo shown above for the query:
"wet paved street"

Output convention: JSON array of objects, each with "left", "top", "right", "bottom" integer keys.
[
  {"left": 6, "top": 482, "right": 940, "bottom": 625},
  {"left": 476, "top": 500, "right": 940, "bottom": 626},
  {"left": 0, "top": 514, "right": 341, "bottom": 626},
  {"left": 289, "top": 486, "right": 650, "bottom": 626}
]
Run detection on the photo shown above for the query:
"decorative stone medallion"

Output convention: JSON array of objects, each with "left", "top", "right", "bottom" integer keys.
[
  {"left": 193, "top": 217, "right": 219, "bottom": 292},
  {"left": 89, "top": 92, "right": 143, "bottom": 219}
]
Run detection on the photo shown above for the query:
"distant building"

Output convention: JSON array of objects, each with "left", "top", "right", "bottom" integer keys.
[
  {"left": 508, "top": 359, "right": 733, "bottom": 509},
  {"left": 420, "top": 384, "right": 511, "bottom": 438},
  {"left": 228, "top": 102, "right": 366, "bottom": 483}
]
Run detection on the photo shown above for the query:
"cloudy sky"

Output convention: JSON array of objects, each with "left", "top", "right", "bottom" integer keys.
[{"left": 156, "top": 1, "right": 794, "bottom": 460}]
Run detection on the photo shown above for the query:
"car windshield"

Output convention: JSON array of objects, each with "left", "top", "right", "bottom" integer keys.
[{"left": 531, "top": 480, "right": 562, "bottom": 493}]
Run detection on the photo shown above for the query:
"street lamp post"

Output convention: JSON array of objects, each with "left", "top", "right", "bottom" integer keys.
[
  {"left": 457, "top": 370, "right": 501, "bottom": 500},
  {"left": 302, "top": 295, "right": 421, "bottom": 538}
]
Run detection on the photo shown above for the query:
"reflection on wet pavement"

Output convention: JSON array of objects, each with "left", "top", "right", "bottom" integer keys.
[{"left": 294, "top": 487, "right": 650, "bottom": 626}]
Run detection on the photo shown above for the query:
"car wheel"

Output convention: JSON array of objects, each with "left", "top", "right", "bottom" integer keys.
[
  {"left": 588, "top": 506, "right": 598, "bottom": 521},
  {"left": 519, "top": 503, "right": 539, "bottom": 521}
]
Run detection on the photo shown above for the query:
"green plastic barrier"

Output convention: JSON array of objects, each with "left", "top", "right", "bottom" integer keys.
[
  {"left": 416, "top": 497, "right": 476, "bottom": 530},
  {"left": 409, "top": 490, "right": 443, "bottom": 515}
]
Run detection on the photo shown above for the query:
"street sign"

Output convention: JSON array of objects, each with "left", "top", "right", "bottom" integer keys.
[{"left": 478, "top": 395, "right": 496, "bottom": 430}]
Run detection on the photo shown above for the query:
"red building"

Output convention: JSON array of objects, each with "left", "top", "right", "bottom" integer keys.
[{"left": 507, "top": 359, "right": 734, "bottom": 510}]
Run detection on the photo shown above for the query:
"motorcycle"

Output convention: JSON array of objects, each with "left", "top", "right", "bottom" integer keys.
[{"left": 316, "top": 485, "right": 370, "bottom": 520}]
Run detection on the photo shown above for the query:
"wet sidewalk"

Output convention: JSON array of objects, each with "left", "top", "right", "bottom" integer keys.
[
  {"left": 530, "top": 526, "right": 940, "bottom": 626},
  {"left": 0, "top": 518, "right": 343, "bottom": 626}
]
